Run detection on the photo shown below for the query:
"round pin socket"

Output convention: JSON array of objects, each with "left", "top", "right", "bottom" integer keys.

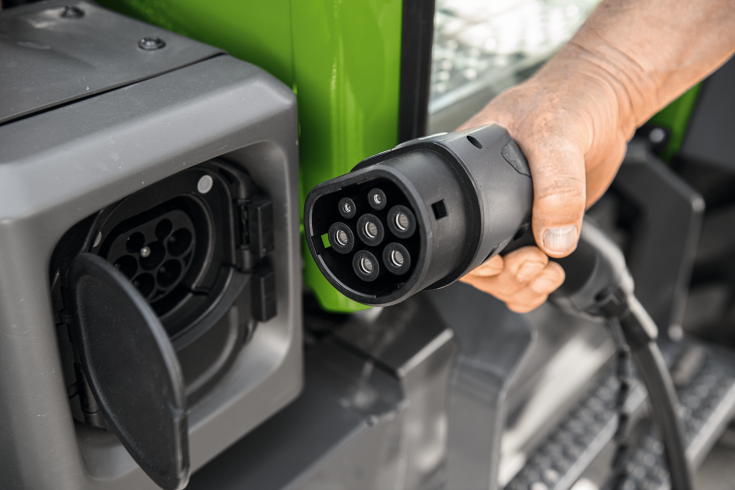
[
  {"left": 387, "top": 205, "right": 416, "bottom": 239},
  {"left": 338, "top": 197, "right": 357, "bottom": 219},
  {"left": 367, "top": 188, "right": 387, "bottom": 210},
  {"left": 383, "top": 243, "right": 411, "bottom": 275},
  {"left": 353, "top": 250, "right": 380, "bottom": 282},
  {"left": 328, "top": 222, "right": 355, "bottom": 254},
  {"left": 356, "top": 214, "right": 385, "bottom": 246}
]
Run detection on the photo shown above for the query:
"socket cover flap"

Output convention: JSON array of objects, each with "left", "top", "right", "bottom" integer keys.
[{"left": 69, "top": 253, "right": 189, "bottom": 490}]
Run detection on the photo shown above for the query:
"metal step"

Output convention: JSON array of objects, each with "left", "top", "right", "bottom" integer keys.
[
  {"left": 610, "top": 353, "right": 735, "bottom": 490},
  {"left": 504, "top": 341, "right": 735, "bottom": 490}
]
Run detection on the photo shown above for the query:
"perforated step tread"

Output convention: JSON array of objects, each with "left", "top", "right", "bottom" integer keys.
[
  {"left": 504, "top": 342, "right": 735, "bottom": 490},
  {"left": 612, "top": 358, "right": 735, "bottom": 490}
]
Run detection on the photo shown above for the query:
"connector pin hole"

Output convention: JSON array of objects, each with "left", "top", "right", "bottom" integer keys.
[
  {"left": 387, "top": 206, "right": 416, "bottom": 239},
  {"left": 353, "top": 250, "right": 380, "bottom": 281},
  {"left": 467, "top": 135, "right": 483, "bottom": 149},
  {"left": 168, "top": 229, "right": 193, "bottom": 257},
  {"left": 157, "top": 260, "right": 182, "bottom": 288},
  {"left": 114, "top": 255, "right": 137, "bottom": 279},
  {"left": 395, "top": 213, "right": 410, "bottom": 231},
  {"left": 126, "top": 232, "right": 145, "bottom": 253},
  {"left": 155, "top": 219, "right": 173, "bottom": 240},
  {"left": 338, "top": 197, "right": 357, "bottom": 219},
  {"left": 336, "top": 229, "right": 349, "bottom": 246},
  {"left": 383, "top": 242, "right": 411, "bottom": 275},
  {"left": 390, "top": 249, "right": 404, "bottom": 267},
  {"left": 357, "top": 214, "right": 384, "bottom": 246},
  {"left": 140, "top": 242, "right": 165, "bottom": 270},
  {"left": 328, "top": 222, "right": 354, "bottom": 254},
  {"left": 360, "top": 257, "right": 374, "bottom": 274},
  {"left": 132, "top": 273, "right": 155, "bottom": 298},
  {"left": 368, "top": 188, "right": 387, "bottom": 210},
  {"left": 364, "top": 221, "right": 378, "bottom": 239}
]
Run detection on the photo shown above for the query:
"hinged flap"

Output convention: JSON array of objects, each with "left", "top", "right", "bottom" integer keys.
[{"left": 69, "top": 253, "right": 189, "bottom": 490}]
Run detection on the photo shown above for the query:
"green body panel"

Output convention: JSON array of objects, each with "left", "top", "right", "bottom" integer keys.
[
  {"left": 648, "top": 84, "right": 702, "bottom": 163},
  {"left": 100, "top": 0, "right": 403, "bottom": 312}
]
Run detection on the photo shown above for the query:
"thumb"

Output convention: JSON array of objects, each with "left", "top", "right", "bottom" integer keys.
[{"left": 524, "top": 138, "right": 586, "bottom": 258}]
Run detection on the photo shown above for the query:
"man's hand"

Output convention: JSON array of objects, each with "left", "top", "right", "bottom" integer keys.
[
  {"left": 458, "top": 0, "right": 735, "bottom": 312},
  {"left": 461, "top": 247, "right": 564, "bottom": 313}
]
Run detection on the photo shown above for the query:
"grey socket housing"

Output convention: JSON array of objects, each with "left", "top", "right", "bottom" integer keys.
[
  {"left": 304, "top": 125, "right": 534, "bottom": 306},
  {"left": 0, "top": 2, "right": 301, "bottom": 489}
]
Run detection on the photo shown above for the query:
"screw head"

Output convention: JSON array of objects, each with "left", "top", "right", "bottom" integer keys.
[
  {"left": 138, "top": 36, "right": 166, "bottom": 51},
  {"left": 61, "top": 6, "right": 84, "bottom": 18}
]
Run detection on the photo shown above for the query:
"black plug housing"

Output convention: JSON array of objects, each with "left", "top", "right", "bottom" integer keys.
[{"left": 304, "top": 125, "right": 533, "bottom": 306}]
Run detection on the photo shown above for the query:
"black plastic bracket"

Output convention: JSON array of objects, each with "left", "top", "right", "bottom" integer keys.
[{"left": 611, "top": 142, "right": 705, "bottom": 336}]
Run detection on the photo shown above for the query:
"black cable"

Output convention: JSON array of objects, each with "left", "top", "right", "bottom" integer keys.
[
  {"left": 614, "top": 294, "right": 693, "bottom": 490},
  {"left": 607, "top": 318, "right": 634, "bottom": 488}
]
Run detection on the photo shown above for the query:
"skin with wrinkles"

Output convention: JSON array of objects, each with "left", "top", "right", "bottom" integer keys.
[{"left": 459, "top": 0, "right": 735, "bottom": 313}]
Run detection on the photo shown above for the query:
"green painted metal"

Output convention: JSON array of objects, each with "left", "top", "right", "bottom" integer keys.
[
  {"left": 100, "top": 0, "right": 404, "bottom": 312},
  {"left": 648, "top": 84, "right": 702, "bottom": 163}
]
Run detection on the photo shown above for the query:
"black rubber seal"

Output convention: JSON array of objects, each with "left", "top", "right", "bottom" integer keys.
[
  {"left": 383, "top": 242, "right": 411, "bottom": 275},
  {"left": 328, "top": 222, "right": 355, "bottom": 254},
  {"left": 356, "top": 213, "right": 385, "bottom": 246},
  {"left": 367, "top": 188, "right": 387, "bottom": 210},
  {"left": 387, "top": 205, "right": 416, "bottom": 239},
  {"left": 338, "top": 197, "right": 357, "bottom": 219},
  {"left": 353, "top": 250, "right": 380, "bottom": 282}
]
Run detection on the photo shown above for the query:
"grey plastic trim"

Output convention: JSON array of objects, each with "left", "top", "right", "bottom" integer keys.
[
  {"left": 0, "top": 55, "right": 302, "bottom": 490},
  {"left": 0, "top": 0, "right": 222, "bottom": 125}
]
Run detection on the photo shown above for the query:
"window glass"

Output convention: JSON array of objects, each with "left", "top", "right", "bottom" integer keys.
[{"left": 429, "top": 0, "right": 599, "bottom": 132}]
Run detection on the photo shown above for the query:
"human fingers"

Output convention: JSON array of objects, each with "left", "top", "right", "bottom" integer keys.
[
  {"left": 504, "top": 262, "right": 566, "bottom": 312},
  {"left": 461, "top": 253, "right": 564, "bottom": 312},
  {"left": 464, "top": 255, "right": 504, "bottom": 278},
  {"left": 461, "top": 246, "right": 551, "bottom": 300},
  {"left": 518, "top": 133, "right": 587, "bottom": 258}
]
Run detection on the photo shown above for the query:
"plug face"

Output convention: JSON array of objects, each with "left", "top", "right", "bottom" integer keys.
[
  {"left": 305, "top": 126, "right": 535, "bottom": 307},
  {"left": 310, "top": 177, "right": 422, "bottom": 299}
]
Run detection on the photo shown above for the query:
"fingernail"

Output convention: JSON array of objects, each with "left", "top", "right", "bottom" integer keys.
[
  {"left": 543, "top": 225, "right": 578, "bottom": 255},
  {"left": 516, "top": 261, "right": 544, "bottom": 282},
  {"left": 531, "top": 275, "right": 558, "bottom": 293}
]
